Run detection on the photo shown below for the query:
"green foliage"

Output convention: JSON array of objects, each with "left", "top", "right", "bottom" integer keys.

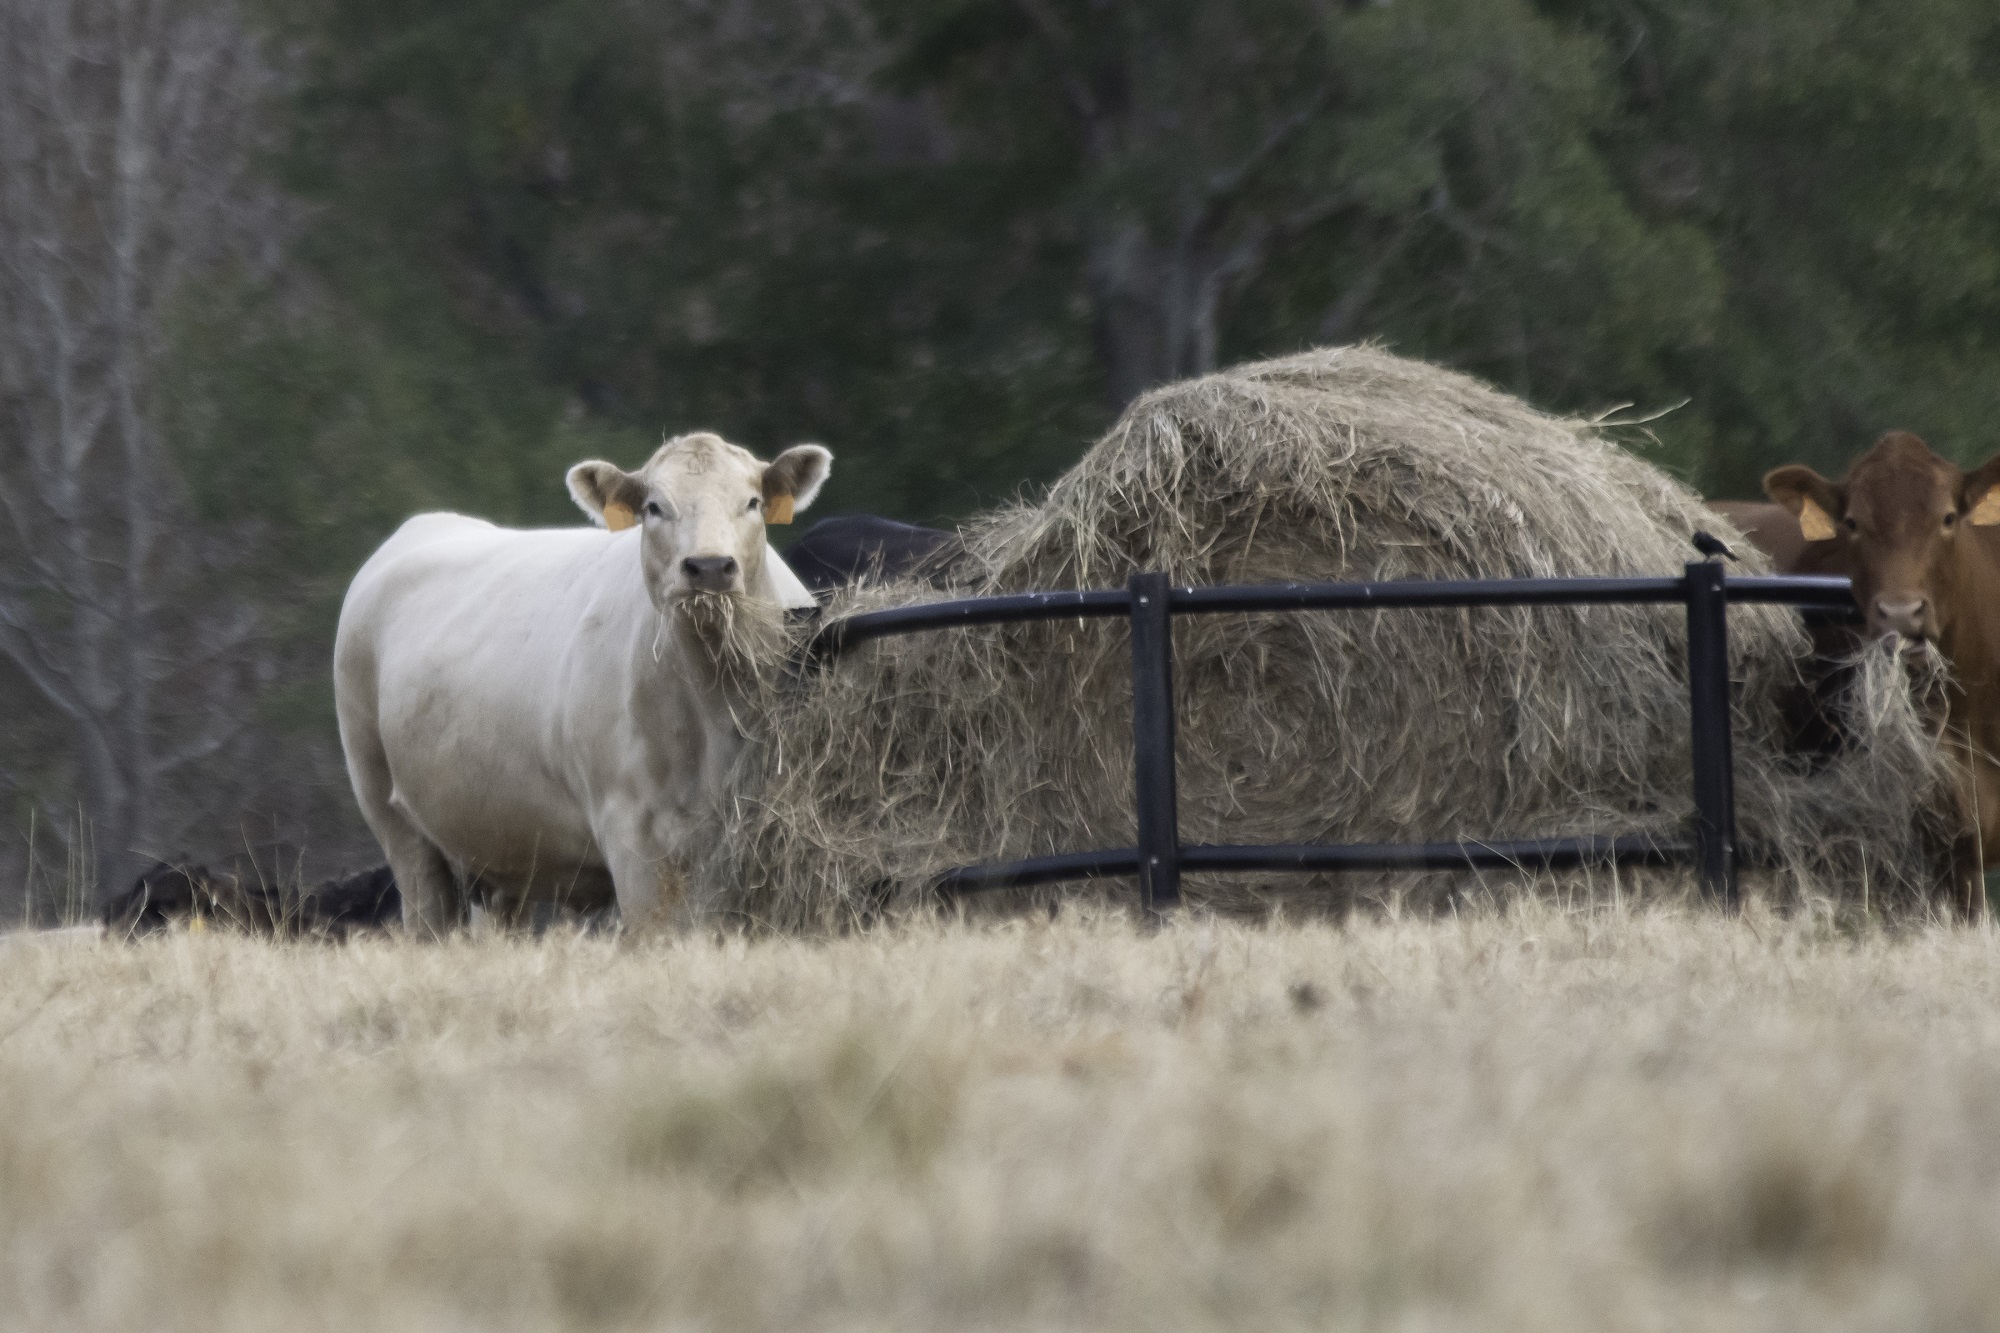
[
  {"left": 1556, "top": 0, "right": 2000, "bottom": 492},
  {"left": 174, "top": 0, "right": 2000, "bottom": 585},
  {"left": 213, "top": 0, "right": 1103, "bottom": 552},
  {"left": 1228, "top": 0, "right": 1727, "bottom": 431}
]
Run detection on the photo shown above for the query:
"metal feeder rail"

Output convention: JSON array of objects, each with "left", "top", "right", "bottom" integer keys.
[{"left": 807, "top": 565, "right": 1859, "bottom": 917}]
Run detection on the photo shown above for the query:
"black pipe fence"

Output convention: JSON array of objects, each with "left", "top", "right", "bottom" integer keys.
[{"left": 807, "top": 564, "right": 1860, "bottom": 918}]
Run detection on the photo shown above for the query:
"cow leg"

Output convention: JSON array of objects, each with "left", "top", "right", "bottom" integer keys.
[
  {"left": 604, "top": 846, "right": 691, "bottom": 935},
  {"left": 1941, "top": 751, "right": 2000, "bottom": 923},
  {"left": 342, "top": 719, "right": 466, "bottom": 936},
  {"left": 1952, "top": 856, "right": 1984, "bottom": 920},
  {"left": 653, "top": 858, "right": 694, "bottom": 930},
  {"left": 378, "top": 826, "right": 463, "bottom": 938},
  {"left": 1945, "top": 775, "right": 1986, "bottom": 922},
  {"left": 1947, "top": 836, "right": 1987, "bottom": 922},
  {"left": 1960, "top": 763, "right": 2000, "bottom": 923}
]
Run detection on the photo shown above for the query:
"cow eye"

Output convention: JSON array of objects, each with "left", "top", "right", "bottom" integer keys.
[
  {"left": 1843, "top": 516, "right": 1858, "bottom": 533},
  {"left": 1945, "top": 511, "right": 1959, "bottom": 528},
  {"left": 747, "top": 496, "right": 761, "bottom": 513},
  {"left": 644, "top": 501, "right": 663, "bottom": 519}
]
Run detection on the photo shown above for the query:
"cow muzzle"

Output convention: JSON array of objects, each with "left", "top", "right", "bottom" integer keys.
[
  {"left": 680, "top": 555, "right": 741, "bottom": 593},
  {"left": 1871, "top": 596, "right": 1930, "bottom": 642}
]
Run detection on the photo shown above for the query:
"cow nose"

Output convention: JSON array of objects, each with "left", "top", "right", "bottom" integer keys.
[
  {"left": 681, "top": 555, "right": 739, "bottom": 590},
  {"left": 1875, "top": 597, "right": 1928, "bottom": 636}
]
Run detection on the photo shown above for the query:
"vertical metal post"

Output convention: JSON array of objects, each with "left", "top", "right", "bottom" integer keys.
[
  {"left": 1129, "top": 571, "right": 1182, "bottom": 918},
  {"left": 1685, "top": 560, "right": 1739, "bottom": 908}
]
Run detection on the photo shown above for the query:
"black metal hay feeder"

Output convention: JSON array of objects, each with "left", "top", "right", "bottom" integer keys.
[{"left": 807, "top": 565, "right": 1859, "bottom": 919}]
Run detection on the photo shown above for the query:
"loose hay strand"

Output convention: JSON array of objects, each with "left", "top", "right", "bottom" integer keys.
[{"left": 702, "top": 346, "right": 1952, "bottom": 930}]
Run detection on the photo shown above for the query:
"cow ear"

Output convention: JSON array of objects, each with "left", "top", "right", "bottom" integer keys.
[
  {"left": 1963, "top": 455, "right": 2000, "bottom": 527},
  {"left": 1764, "top": 465, "right": 1844, "bottom": 542},
  {"left": 566, "top": 461, "right": 646, "bottom": 530},
  {"left": 761, "top": 444, "right": 832, "bottom": 525}
]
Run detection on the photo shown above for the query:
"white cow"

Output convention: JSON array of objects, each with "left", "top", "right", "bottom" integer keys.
[{"left": 334, "top": 432, "right": 831, "bottom": 933}]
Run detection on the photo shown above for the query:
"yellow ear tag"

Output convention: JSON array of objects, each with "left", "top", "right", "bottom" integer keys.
[
  {"left": 1969, "top": 489, "right": 2000, "bottom": 527},
  {"left": 765, "top": 494, "right": 794, "bottom": 525},
  {"left": 1798, "top": 497, "right": 1838, "bottom": 542},
  {"left": 603, "top": 501, "right": 637, "bottom": 532}
]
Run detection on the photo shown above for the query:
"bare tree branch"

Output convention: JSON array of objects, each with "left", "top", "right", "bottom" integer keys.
[
  {"left": 1192, "top": 84, "right": 1335, "bottom": 243},
  {"left": 1274, "top": 189, "right": 1362, "bottom": 242},
  {"left": 1318, "top": 201, "right": 1434, "bottom": 343},
  {"left": 0, "top": 602, "right": 86, "bottom": 723},
  {"left": 1006, "top": 0, "right": 1102, "bottom": 129},
  {"left": 0, "top": 484, "right": 72, "bottom": 592},
  {"left": 150, "top": 607, "right": 257, "bottom": 684},
  {"left": 149, "top": 723, "right": 242, "bottom": 779},
  {"left": 0, "top": 0, "right": 278, "bottom": 892}
]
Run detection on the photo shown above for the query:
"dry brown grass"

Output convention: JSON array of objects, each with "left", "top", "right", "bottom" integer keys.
[{"left": 5, "top": 898, "right": 2000, "bottom": 1330}]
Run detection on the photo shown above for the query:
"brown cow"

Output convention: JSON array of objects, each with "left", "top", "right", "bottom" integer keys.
[{"left": 1728, "top": 431, "right": 2000, "bottom": 916}]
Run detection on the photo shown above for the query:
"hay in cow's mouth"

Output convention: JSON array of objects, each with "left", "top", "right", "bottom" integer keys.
[
  {"left": 674, "top": 588, "right": 787, "bottom": 685},
  {"left": 696, "top": 345, "right": 1956, "bottom": 931}
]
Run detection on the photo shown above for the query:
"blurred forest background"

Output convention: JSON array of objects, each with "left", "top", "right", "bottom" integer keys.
[{"left": 6, "top": 0, "right": 2000, "bottom": 912}]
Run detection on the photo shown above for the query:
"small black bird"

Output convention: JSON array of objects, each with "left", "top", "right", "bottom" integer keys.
[{"left": 1690, "top": 529, "right": 1738, "bottom": 562}]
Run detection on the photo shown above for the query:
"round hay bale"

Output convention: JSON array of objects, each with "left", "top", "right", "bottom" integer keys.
[{"left": 702, "top": 346, "right": 1951, "bottom": 929}]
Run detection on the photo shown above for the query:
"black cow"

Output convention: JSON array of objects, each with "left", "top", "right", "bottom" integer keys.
[
  {"left": 299, "top": 865, "right": 402, "bottom": 938},
  {"left": 101, "top": 860, "right": 271, "bottom": 937},
  {"left": 102, "top": 858, "right": 400, "bottom": 939},
  {"left": 782, "top": 514, "right": 960, "bottom": 597}
]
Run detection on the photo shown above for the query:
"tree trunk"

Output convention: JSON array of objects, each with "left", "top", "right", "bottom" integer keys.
[
  {"left": 0, "top": 0, "right": 271, "bottom": 897},
  {"left": 1087, "top": 213, "right": 1250, "bottom": 410}
]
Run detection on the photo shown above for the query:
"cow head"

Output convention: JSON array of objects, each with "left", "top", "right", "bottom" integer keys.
[
  {"left": 566, "top": 432, "right": 831, "bottom": 617},
  {"left": 1765, "top": 431, "right": 2000, "bottom": 646}
]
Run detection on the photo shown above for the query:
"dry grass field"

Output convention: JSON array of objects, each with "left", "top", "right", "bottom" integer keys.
[{"left": 5, "top": 898, "right": 2000, "bottom": 1331}]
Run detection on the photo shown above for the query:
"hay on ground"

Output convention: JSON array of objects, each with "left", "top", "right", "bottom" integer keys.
[{"left": 700, "top": 346, "right": 1952, "bottom": 929}]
